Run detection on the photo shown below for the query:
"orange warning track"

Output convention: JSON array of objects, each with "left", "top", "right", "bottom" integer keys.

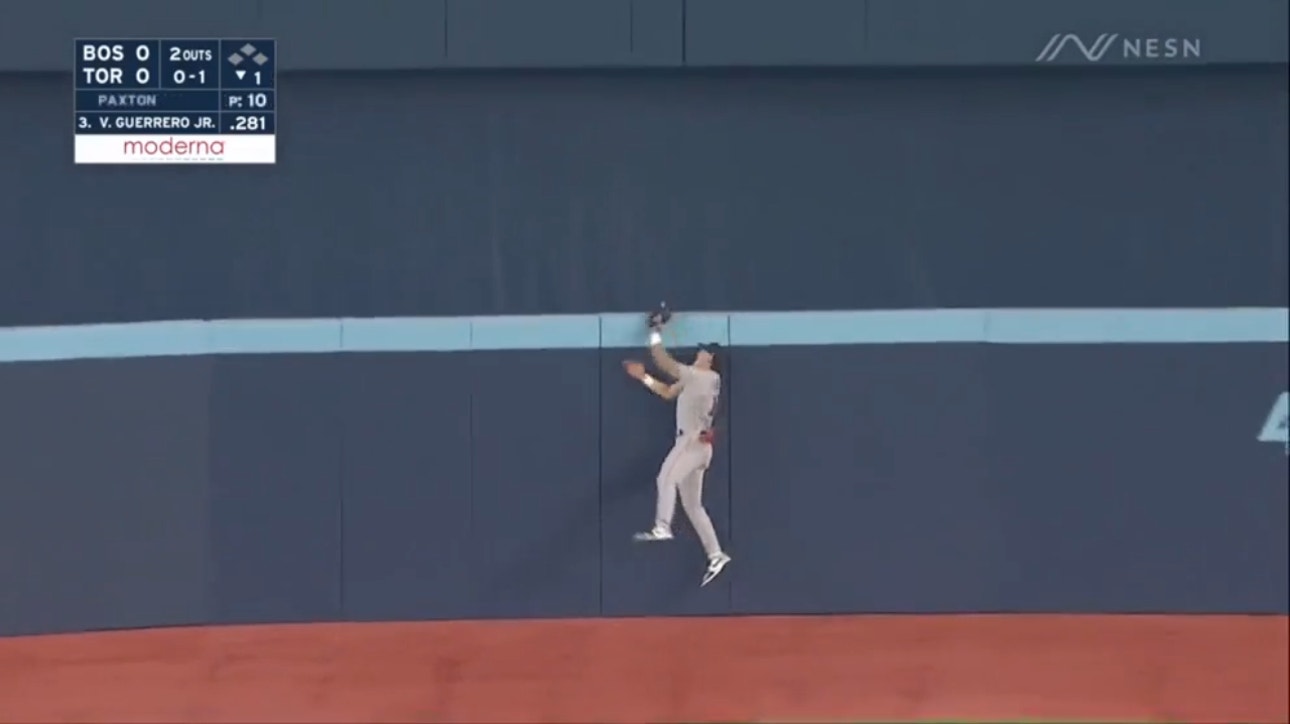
[{"left": 0, "top": 614, "right": 1285, "bottom": 723}]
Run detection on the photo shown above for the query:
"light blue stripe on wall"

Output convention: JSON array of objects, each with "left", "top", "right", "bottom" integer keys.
[
  {"left": 0, "top": 308, "right": 1285, "bottom": 363},
  {"left": 600, "top": 312, "right": 731, "bottom": 349},
  {"left": 986, "top": 308, "right": 1290, "bottom": 344},
  {"left": 208, "top": 319, "right": 341, "bottom": 354},
  {"left": 473, "top": 315, "right": 601, "bottom": 351},
  {"left": 340, "top": 317, "right": 472, "bottom": 352},
  {"left": 731, "top": 310, "right": 987, "bottom": 345}
]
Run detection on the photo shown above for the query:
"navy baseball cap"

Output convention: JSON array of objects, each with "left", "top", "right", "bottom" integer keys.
[{"left": 698, "top": 342, "right": 722, "bottom": 372}]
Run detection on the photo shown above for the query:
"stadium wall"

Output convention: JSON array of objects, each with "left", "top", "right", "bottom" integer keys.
[
  {"left": 0, "top": 0, "right": 1285, "bottom": 638},
  {"left": 0, "top": 312, "right": 1285, "bottom": 636}
]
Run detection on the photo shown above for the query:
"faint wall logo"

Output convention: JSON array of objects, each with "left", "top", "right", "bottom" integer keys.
[
  {"left": 1036, "top": 33, "right": 1202, "bottom": 62},
  {"left": 1258, "top": 392, "right": 1288, "bottom": 455}
]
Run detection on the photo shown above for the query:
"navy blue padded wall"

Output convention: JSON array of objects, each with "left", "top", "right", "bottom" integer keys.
[
  {"left": 338, "top": 354, "right": 474, "bottom": 621},
  {"left": 986, "top": 344, "right": 1290, "bottom": 613},
  {"left": 0, "top": 358, "right": 211, "bottom": 636},
  {"left": 468, "top": 350, "right": 602, "bottom": 618},
  {"left": 729, "top": 345, "right": 1002, "bottom": 614},
  {"left": 9, "top": 71, "right": 1284, "bottom": 329},
  {"left": 207, "top": 355, "right": 344, "bottom": 623},
  {"left": 599, "top": 349, "right": 733, "bottom": 615}
]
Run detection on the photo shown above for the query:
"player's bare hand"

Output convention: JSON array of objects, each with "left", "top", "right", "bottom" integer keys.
[{"left": 622, "top": 360, "right": 646, "bottom": 380}]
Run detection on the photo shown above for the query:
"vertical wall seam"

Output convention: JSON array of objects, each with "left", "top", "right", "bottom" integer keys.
[
  {"left": 467, "top": 328, "right": 476, "bottom": 612},
  {"left": 724, "top": 312, "right": 733, "bottom": 610},
  {"left": 628, "top": 0, "right": 635, "bottom": 55},
  {"left": 680, "top": 0, "right": 687, "bottom": 65},
  {"left": 442, "top": 0, "right": 451, "bottom": 62},
  {"left": 336, "top": 355, "right": 347, "bottom": 619},
  {"left": 597, "top": 316, "right": 606, "bottom": 615},
  {"left": 862, "top": 0, "right": 870, "bottom": 58},
  {"left": 203, "top": 358, "right": 217, "bottom": 624}
]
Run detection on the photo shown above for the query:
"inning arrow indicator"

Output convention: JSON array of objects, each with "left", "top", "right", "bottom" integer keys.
[{"left": 235, "top": 70, "right": 246, "bottom": 80}]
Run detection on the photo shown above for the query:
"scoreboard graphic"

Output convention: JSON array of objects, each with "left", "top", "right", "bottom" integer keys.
[{"left": 74, "top": 39, "right": 276, "bottom": 164}]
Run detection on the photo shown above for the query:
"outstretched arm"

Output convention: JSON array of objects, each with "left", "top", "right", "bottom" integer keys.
[
  {"left": 647, "top": 328, "right": 684, "bottom": 380},
  {"left": 623, "top": 360, "right": 683, "bottom": 400},
  {"left": 646, "top": 379, "right": 684, "bottom": 400}
]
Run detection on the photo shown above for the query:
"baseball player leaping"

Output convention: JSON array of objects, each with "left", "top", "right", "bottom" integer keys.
[{"left": 622, "top": 306, "right": 732, "bottom": 587}]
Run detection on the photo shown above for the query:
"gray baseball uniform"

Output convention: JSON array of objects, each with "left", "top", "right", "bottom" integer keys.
[{"left": 654, "top": 363, "right": 724, "bottom": 557}]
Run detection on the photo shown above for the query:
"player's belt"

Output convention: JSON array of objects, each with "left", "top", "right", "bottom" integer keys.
[{"left": 680, "top": 429, "right": 717, "bottom": 444}]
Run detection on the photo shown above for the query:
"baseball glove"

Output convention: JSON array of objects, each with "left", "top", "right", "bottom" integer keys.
[{"left": 648, "top": 303, "right": 673, "bottom": 329}]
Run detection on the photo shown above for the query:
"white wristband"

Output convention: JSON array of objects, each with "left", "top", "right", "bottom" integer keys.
[
  {"left": 641, "top": 374, "right": 657, "bottom": 389},
  {"left": 648, "top": 330, "right": 663, "bottom": 346}
]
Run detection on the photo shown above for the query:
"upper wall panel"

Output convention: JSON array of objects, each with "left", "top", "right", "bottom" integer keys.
[{"left": 1, "top": 0, "right": 1283, "bottom": 71}]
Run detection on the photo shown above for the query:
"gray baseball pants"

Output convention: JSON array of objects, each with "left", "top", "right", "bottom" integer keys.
[{"left": 655, "top": 435, "right": 723, "bottom": 557}]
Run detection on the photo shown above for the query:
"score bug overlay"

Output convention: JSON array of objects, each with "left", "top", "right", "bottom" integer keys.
[{"left": 74, "top": 39, "right": 276, "bottom": 164}]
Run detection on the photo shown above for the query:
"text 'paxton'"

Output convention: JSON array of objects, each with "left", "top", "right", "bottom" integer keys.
[{"left": 1036, "top": 34, "right": 1201, "bottom": 62}]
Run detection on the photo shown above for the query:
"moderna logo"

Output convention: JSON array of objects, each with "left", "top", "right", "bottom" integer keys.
[{"left": 1258, "top": 392, "right": 1288, "bottom": 455}]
